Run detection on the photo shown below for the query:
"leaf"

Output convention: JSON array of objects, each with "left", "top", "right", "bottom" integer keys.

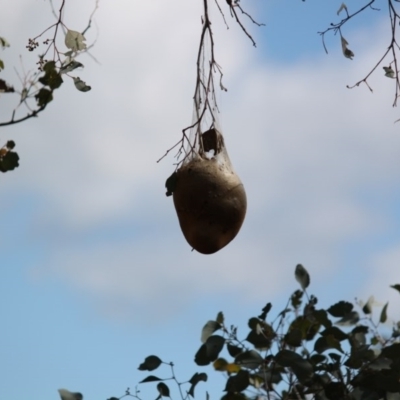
[
  {"left": 380, "top": 302, "right": 389, "bottom": 323},
  {"left": 35, "top": 88, "right": 53, "bottom": 107},
  {"left": 201, "top": 320, "right": 220, "bottom": 343},
  {"left": 275, "top": 350, "right": 313, "bottom": 382},
  {"left": 295, "top": 264, "right": 310, "bottom": 290},
  {"left": 225, "top": 370, "right": 250, "bottom": 393},
  {"left": 73, "top": 77, "right": 91, "bottom": 92},
  {"left": 390, "top": 284, "right": 400, "bottom": 293},
  {"left": 258, "top": 302, "right": 272, "bottom": 320},
  {"left": 227, "top": 343, "right": 242, "bottom": 358},
  {"left": 335, "top": 311, "right": 359, "bottom": 326},
  {"left": 320, "top": 327, "right": 348, "bottom": 342},
  {"left": 157, "top": 382, "right": 170, "bottom": 397},
  {"left": 60, "top": 60, "right": 84, "bottom": 74},
  {"left": 362, "top": 295, "right": 374, "bottom": 314},
  {"left": 327, "top": 301, "right": 353, "bottom": 317},
  {"left": 341, "top": 35, "right": 354, "bottom": 60},
  {"left": 138, "top": 355, "right": 162, "bottom": 371},
  {"left": 383, "top": 66, "right": 395, "bottom": 79},
  {"left": 39, "top": 61, "right": 63, "bottom": 90},
  {"left": 195, "top": 335, "right": 225, "bottom": 366},
  {"left": 6, "top": 140, "right": 15, "bottom": 150},
  {"left": 0, "top": 37, "right": 10, "bottom": 48},
  {"left": 291, "top": 290, "right": 303, "bottom": 309},
  {"left": 0, "top": 151, "right": 19, "bottom": 173},
  {"left": 58, "top": 389, "right": 83, "bottom": 400},
  {"left": 0, "top": 60, "right": 4, "bottom": 71},
  {"left": 216, "top": 311, "right": 224, "bottom": 325},
  {"left": 314, "top": 336, "right": 343, "bottom": 354},
  {"left": 213, "top": 358, "right": 228, "bottom": 371},
  {"left": 235, "top": 350, "right": 263, "bottom": 370},
  {"left": 226, "top": 363, "right": 241, "bottom": 373},
  {"left": 65, "top": 30, "right": 87, "bottom": 51},
  {"left": 140, "top": 375, "right": 163, "bottom": 383},
  {"left": 337, "top": 3, "right": 348, "bottom": 15},
  {"left": 0, "top": 78, "right": 14, "bottom": 93},
  {"left": 188, "top": 372, "right": 207, "bottom": 397}
]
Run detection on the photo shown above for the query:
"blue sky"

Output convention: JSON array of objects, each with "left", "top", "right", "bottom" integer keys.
[{"left": 1, "top": 1, "right": 400, "bottom": 399}]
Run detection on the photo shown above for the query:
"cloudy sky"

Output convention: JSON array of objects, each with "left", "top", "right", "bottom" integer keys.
[{"left": 1, "top": 0, "right": 400, "bottom": 399}]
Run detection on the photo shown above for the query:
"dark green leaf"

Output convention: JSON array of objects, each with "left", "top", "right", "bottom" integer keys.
[
  {"left": 39, "top": 62, "right": 63, "bottom": 90},
  {"left": 225, "top": 370, "right": 250, "bottom": 393},
  {"left": 35, "top": 88, "right": 53, "bottom": 107},
  {"left": 6, "top": 140, "right": 15, "bottom": 149},
  {"left": 275, "top": 350, "right": 313, "bottom": 382},
  {"left": 310, "top": 354, "right": 326, "bottom": 366},
  {"left": 0, "top": 151, "right": 19, "bottom": 172},
  {"left": 246, "top": 329, "right": 271, "bottom": 350},
  {"left": 227, "top": 343, "right": 242, "bottom": 358},
  {"left": 380, "top": 302, "right": 389, "bottom": 323},
  {"left": 140, "top": 375, "right": 163, "bottom": 383},
  {"left": 165, "top": 171, "right": 177, "bottom": 196},
  {"left": 291, "top": 290, "right": 303, "bottom": 309},
  {"left": 314, "top": 336, "right": 343, "bottom": 354},
  {"left": 381, "top": 343, "right": 400, "bottom": 360},
  {"left": 284, "top": 328, "right": 302, "bottom": 347},
  {"left": 312, "top": 309, "right": 332, "bottom": 329},
  {"left": 324, "top": 382, "right": 347, "bottom": 400},
  {"left": 327, "top": 301, "right": 353, "bottom": 317},
  {"left": 335, "top": 311, "right": 359, "bottom": 326},
  {"left": 216, "top": 312, "right": 224, "bottom": 325},
  {"left": 188, "top": 372, "right": 207, "bottom": 397},
  {"left": 195, "top": 335, "right": 225, "bottom": 366},
  {"left": 295, "top": 264, "right": 310, "bottom": 290},
  {"left": 201, "top": 321, "right": 221, "bottom": 343},
  {"left": 0, "top": 78, "right": 14, "bottom": 92},
  {"left": 258, "top": 302, "right": 272, "bottom": 320},
  {"left": 157, "top": 382, "right": 170, "bottom": 397},
  {"left": 107, "top": 398, "right": 119, "bottom": 400},
  {"left": 390, "top": 284, "right": 400, "bottom": 293},
  {"left": 320, "top": 327, "right": 348, "bottom": 341},
  {"left": 235, "top": 350, "right": 263, "bottom": 370},
  {"left": 138, "top": 355, "right": 162, "bottom": 371}
]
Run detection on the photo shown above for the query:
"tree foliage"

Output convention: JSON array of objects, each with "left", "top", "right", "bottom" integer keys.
[{"left": 59, "top": 265, "right": 400, "bottom": 400}]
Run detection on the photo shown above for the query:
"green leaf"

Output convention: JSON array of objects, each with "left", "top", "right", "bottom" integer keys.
[
  {"left": 35, "top": 88, "right": 53, "bottom": 107},
  {"left": 258, "top": 302, "right": 272, "bottom": 320},
  {"left": 0, "top": 59, "right": 4, "bottom": 71},
  {"left": 140, "top": 375, "right": 163, "bottom": 383},
  {"left": 227, "top": 343, "right": 242, "bottom": 358},
  {"left": 390, "top": 284, "right": 400, "bottom": 293},
  {"left": 327, "top": 301, "right": 353, "bottom": 317},
  {"left": 60, "top": 60, "right": 84, "bottom": 74},
  {"left": 73, "top": 77, "right": 91, "bottom": 92},
  {"left": 195, "top": 335, "right": 225, "bottom": 366},
  {"left": 58, "top": 389, "right": 83, "bottom": 400},
  {"left": 216, "top": 311, "right": 224, "bottom": 325},
  {"left": 275, "top": 350, "right": 313, "bottom": 382},
  {"left": 380, "top": 302, "right": 389, "bottom": 323},
  {"left": 65, "top": 30, "right": 87, "bottom": 51},
  {"left": 295, "top": 264, "right": 310, "bottom": 290},
  {"left": 0, "top": 78, "right": 14, "bottom": 92},
  {"left": 314, "top": 335, "right": 343, "bottom": 354},
  {"left": 188, "top": 372, "right": 207, "bottom": 397},
  {"left": 235, "top": 350, "right": 263, "bottom": 370},
  {"left": 156, "top": 382, "right": 170, "bottom": 397},
  {"left": 39, "top": 62, "right": 63, "bottom": 90},
  {"left": 225, "top": 370, "right": 250, "bottom": 393},
  {"left": 291, "top": 290, "right": 303, "bottom": 309},
  {"left": 0, "top": 151, "right": 19, "bottom": 173},
  {"left": 320, "top": 327, "right": 348, "bottom": 342},
  {"left": 138, "top": 355, "right": 162, "bottom": 371},
  {"left": 0, "top": 37, "right": 10, "bottom": 48},
  {"left": 335, "top": 311, "right": 359, "bottom": 326},
  {"left": 201, "top": 320, "right": 220, "bottom": 343}
]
